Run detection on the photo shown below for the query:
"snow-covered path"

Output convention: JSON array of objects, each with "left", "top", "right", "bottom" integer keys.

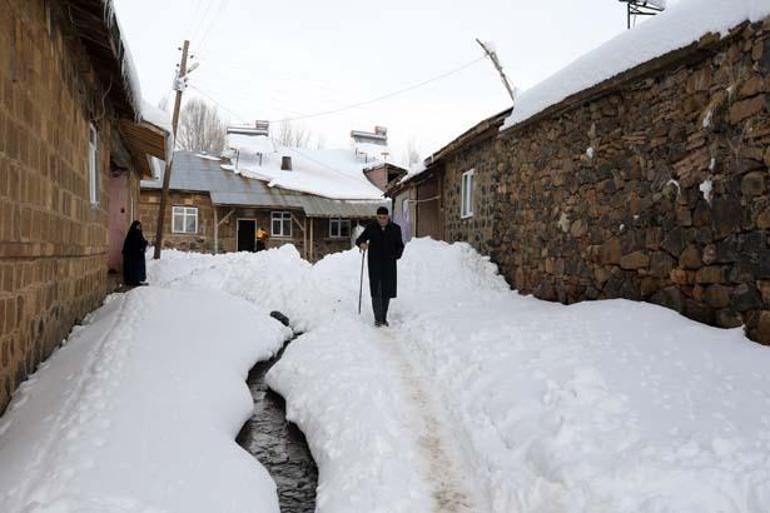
[
  {"left": 147, "top": 241, "right": 770, "bottom": 513},
  {"left": 375, "top": 329, "right": 479, "bottom": 513}
]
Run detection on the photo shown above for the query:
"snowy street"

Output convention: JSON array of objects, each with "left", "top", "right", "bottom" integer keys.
[{"left": 3, "top": 240, "right": 769, "bottom": 513}]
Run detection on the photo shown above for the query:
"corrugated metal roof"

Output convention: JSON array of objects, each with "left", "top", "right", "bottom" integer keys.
[{"left": 142, "top": 151, "right": 387, "bottom": 218}]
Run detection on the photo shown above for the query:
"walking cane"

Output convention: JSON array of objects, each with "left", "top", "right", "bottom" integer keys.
[{"left": 358, "top": 248, "right": 366, "bottom": 315}]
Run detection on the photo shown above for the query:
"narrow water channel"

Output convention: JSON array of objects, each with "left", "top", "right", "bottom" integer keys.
[{"left": 237, "top": 340, "right": 318, "bottom": 513}]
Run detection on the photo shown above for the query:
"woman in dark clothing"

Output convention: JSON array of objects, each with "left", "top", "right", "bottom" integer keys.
[
  {"left": 356, "top": 207, "right": 405, "bottom": 327},
  {"left": 123, "top": 220, "right": 148, "bottom": 286}
]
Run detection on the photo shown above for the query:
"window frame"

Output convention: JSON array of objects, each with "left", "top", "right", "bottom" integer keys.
[
  {"left": 271, "top": 211, "right": 293, "bottom": 238},
  {"left": 171, "top": 206, "right": 199, "bottom": 234},
  {"left": 461, "top": 169, "right": 475, "bottom": 219},
  {"left": 88, "top": 123, "right": 99, "bottom": 205},
  {"left": 329, "top": 218, "right": 352, "bottom": 239}
]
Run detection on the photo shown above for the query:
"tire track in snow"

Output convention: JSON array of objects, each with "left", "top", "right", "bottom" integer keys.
[{"left": 375, "top": 330, "right": 479, "bottom": 513}]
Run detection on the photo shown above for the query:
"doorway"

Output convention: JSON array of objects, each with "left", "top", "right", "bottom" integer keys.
[{"left": 237, "top": 219, "right": 256, "bottom": 252}]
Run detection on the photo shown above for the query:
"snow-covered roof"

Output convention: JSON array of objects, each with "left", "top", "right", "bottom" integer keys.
[
  {"left": 140, "top": 101, "right": 172, "bottom": 135},
  {"left": 502, "top": 0, "right": 770, "bottom": 131},
  {"left": 225, "top": 136, "right": 387, "bottom": 200}
]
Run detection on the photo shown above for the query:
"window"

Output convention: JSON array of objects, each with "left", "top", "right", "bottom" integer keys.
[
  {"left": 461, "top": 169, "right": 474, "bottom": 218},
  {"left": 271, "top": 211, "right": 292, "bottom": 238},
  {"left": 329, "top": 218, "right": 351, "bottom": 238},
  {"left": 172, "top": 206, "right": 198, "bottom": 234},
  {"left": 88, "top": 124, "right": 98, "bottom": 205}
]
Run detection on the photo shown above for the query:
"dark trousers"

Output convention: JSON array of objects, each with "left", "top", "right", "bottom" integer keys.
[{"left": 372, "top": 280, "right": 391, "bottom": 324}]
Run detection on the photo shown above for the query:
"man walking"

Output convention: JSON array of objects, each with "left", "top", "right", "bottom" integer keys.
[{"left": 356, "top": 207, "right": 405, "bottom": 327}]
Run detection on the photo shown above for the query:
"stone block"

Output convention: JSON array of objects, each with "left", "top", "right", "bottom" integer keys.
[
  {"left": 695, "top": 266, "right": 725, "bottom": 284},
  {"left": 599, "top": 238, "right": 622, "bottom": 265},
  {"left": 679, "top": 245, "right": 702, "bottom": 270},
  {"left": 620, "top": 251, "right": 650, "bottom": 270},
  {"left": 732, "top": 283, "right": 763, "bottom": 312},
  {"left": 704, "top": 284, "right": 732, "bottom": 308},
  {"left": 728, "top": 94, "right": 766, "bottom": 124},
  {"left": 741, "top": 171, "right": 767, "bottom": 197}
]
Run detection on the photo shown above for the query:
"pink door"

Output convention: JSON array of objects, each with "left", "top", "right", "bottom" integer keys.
[{"left": 108, "top": 171, "right": 129, "bottom": 272}]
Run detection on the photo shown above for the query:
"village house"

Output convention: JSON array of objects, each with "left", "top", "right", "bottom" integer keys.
[
  {"left": 389, "top": 11, "right": 770, "bottom": 344},
  {"left": 140, "top": 125, "right": 397, "bottom": 260},
  {"left": 0, "top": 0, "right": 171, "bottom": 410}
]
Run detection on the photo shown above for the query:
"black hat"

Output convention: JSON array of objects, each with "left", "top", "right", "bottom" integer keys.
[{"left": 376, "top": 207, "right": 389, "bottom": 215}]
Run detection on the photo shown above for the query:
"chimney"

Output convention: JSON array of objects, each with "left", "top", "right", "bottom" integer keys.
[
  {"left": 281, "top": 156, "right": 292, "bottom": 171},
  {"left": 374, "top": 126, "right": 387, "bottom": 137}
]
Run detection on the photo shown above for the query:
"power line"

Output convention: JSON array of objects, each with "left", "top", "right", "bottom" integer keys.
[
  {"left": 268, "top": 56, "right": 486, "bottom": 124},
  {"left": 195, "top": 0, "right": 230, "bottom": 54},
  {"left": 190, "top": 55, "right": 485, "bottom": 127},
  {"left": 189, "top": 0, "right": 221, "bottom": 45},
  {"left": 188, "top": 83, "right": 248, "bottom": 123}
]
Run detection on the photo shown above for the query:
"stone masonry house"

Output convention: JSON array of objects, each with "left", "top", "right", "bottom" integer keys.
[
  {"left": 0, "top": 0, "right": 170, "bottom": 411},
  {"left": 388, "top": 108, "right": 511, "bottom": 244},
  {"left": 390, "top": 1, "right": 770, "bottom": 345},
  {"left": 141, "top": 126, "right": 394, "bottom": 260}
]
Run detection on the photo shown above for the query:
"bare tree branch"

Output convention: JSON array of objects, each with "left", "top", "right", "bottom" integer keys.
[
  {"left": 272, "top": 121, "right": 317, "bottom": 148},
  {"left": 176, "top": 98, "right": 226, "bottom": 154}
]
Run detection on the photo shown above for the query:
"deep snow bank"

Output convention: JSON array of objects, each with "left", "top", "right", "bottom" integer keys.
[
  {"left": 0, "top": 287, "right": 288, "bottom": 513},
  {"left": 148, "top": 240, "right": 770, "bottom": 513}
]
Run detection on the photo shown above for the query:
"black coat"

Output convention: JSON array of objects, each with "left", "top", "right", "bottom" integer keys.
[
  {"left": 356, "top": 221, "right": 404, "bottom": 298},
  {"left": 122, "top": 222, "right": 148, "bottom": 286}
]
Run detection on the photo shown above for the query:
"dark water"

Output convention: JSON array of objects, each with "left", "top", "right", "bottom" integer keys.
[{"left": 237, "top": 342, "right": 318, "bottom": 513}]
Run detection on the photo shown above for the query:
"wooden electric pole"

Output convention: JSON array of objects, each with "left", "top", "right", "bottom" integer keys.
[
  {"left": 476, "top": 39, "right": 516, "bottom": 104},
  {"left": 153, "top": 40, "right": 190, "bottom": 260}
]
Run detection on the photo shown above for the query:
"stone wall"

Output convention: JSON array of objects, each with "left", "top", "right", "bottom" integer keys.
[
  {"left": 140, "top": 190, "right": 218, "bottom": 252},
  {"left": 485, "top": 21, "right": 770, "bottom": 344},
  {"left": 0, "top": 1, "right": 120, "bottom": 410},
  {"left": 443, "top": 135, "right": 500, "bottom": 253}
]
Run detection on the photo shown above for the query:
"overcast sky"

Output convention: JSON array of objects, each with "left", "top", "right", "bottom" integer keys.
[{"left": 113, "top": 0, "right": 663, "bottom": 163}]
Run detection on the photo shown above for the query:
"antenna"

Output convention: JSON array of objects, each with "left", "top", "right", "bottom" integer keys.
[
  {"left": 476, "top": 39, "right": 516, "bottom": 105},
  {"left": 618, "top": 0, "right": 666, "bottom": 29}
]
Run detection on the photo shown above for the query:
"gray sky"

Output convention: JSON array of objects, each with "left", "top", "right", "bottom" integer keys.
[{"left": 113, "top": 0, "right": 651, "bottom": 162}]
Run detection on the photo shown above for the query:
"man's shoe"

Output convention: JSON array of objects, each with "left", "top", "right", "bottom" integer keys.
[
  {"left": 383, "top": 320, "right": 390, "bottom": 327},
  {"left": 374, "top": 321, "right": 383, "bottom": 327}
]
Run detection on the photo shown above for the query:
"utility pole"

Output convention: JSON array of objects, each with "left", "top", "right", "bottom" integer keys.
[
  {"left": 154, "top": 40, "right": 190, "bottom": 260},
  {"left": 476, "top": 39, "right": 516, "bottom": 105}
]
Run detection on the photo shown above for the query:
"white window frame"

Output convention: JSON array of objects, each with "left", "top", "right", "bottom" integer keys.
[
  {"left": 329, "top": 218, "right": 351, "bottom": 239},
  {"left": 172, "top": 206, "right": 199, "bottom": 234},
  {"left": 88, "top": 123, "right": 99, "bottom": 205},
  {"left": 461, "top": 169, "right": 474, "bottom": 219},
  {"left": 271, "top": 211, "right": 293, "bottom": 238}
]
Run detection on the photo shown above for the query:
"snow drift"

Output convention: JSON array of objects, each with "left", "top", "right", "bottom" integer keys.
[
  {"left": 0, "top": 287, "right": 288, "bottom": 513},
  {"left": 147, "top": 240, "right": 770, "bottom": 513}
]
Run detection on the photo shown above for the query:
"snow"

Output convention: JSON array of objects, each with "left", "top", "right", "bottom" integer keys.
[
  {"left": 225, "top": 134, "right": 386, "bottom": 200},
  {"left": 140, "top": 101, "right": 172, "bottom": 135},
  {"left": 398, "top": 160, "right": 428, "bottom": 184},
  {"left": 0, "top": 287, "right": 288, "bottom": 513},
  {"left": 140, "top": 239, "right": 770, "bottom": 513},
  {"left": 195, "top": 153, "right": 222, "bottom": 161},
  {"left": 700, "top": 178, "right": 714, "bottom": 203},
  {"left": 104, "top": 0, "right": 144, "bottom": 119},
  {"left": 502, "top": 0, "right": 770, "bottom": 131}
]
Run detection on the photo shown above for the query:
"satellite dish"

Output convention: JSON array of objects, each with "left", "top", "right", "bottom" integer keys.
[{"left": 618, "top": 0, "right": 666, "bottom": 29}]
